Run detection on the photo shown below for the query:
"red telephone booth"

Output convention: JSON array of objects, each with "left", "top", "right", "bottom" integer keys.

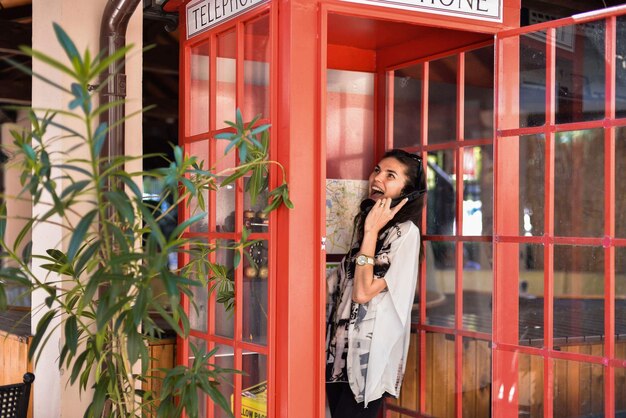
[{"left": 164, "top": 0, "right": 626, "bottom": 416}]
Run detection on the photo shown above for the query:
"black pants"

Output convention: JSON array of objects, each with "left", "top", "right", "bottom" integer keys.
[{"left": 326, "top": 382, "right": 384, "bottom": 418}]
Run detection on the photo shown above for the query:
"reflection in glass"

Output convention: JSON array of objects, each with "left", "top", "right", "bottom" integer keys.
[
  {"left": 616, "top": 127, "right": 626, "bottom": 238},
  {"left": 463, "top": 243, "right": 492, "bottom": 334},
  {"left": 554, "top": 246, "right": 604, "bottom": 351},
  {"left": 519, "top": 135, "right": 545, "bottom": 237},
  {"left": 616, "top": 16, "right": 626, "bottom": 118},
  {"left": 461, "top": 338, "right": 491, "bottom": 417},
  {"left": 216, "top": 177, "right": 236, "bottom": 233},
  {"left": 462, "top": 146, "right": 493, "bottom": 237},
  {"left": 217, "top": 30, "right": 236, "bottom": 130},
  {"left": 244, "top": 14, "right": 270, "bottom": 118},
  {"left": 519, "top": 32, "right": 547, "bottom": 128},
  {"left": 553, "top": 358, "right": 604, "bottom": 417},
  {"left": 188, "top": 336, "right": 208, "bottom": 418},
  {"left": 393, "top": 64, "right": 422, "bottom": 148},
  {"left": 214, "top": 240, "right": 235, "bottom": 339},
  {"left": 519, "top": 244, "right": 544, "bottom": 346},
  {"left": 189, "top": 140, "right": 209, "bottom": 233},
  {"left": 617, "top": 367, "right": 626, "bottom": 414},
  {"left": 427, "top": 149, "right": 456, "bottom": 236},
  {"left": 425, "top": 241, "right": 454, "bottom": 327},
  {"left": 555, "top": 22, "right": 605, "bottom": 124},
  {"left": 243, "top": 240, "right": 268, "bottom": 345},
  {"left": 616, "top": 247, "right": 626, "bottom": 359},
  {"left": 241, "top": 352, "right": 267, "bottom": 417},
  {"left": 190, "top": 43, "right": 210, "bottom": 135},
  {"left": 424, "top": 332, "right": 455, "bottom": 418},
  {"left": 464, "top": 46, "right": 494, "bottom": 140},
  {"left": 429, "top": 56, "right": 457, "bottom": 144},
  {"left": 554, "top": 130, "right": 604, "bottom": 237},
  {"left": 244, "top": 176, "right": 269, "bottom": 231},
  {"left": 213, "top": 344, "right": 235, "bottom": 418},
  {"left": 518, "top": 353, "right": 544, "bottom": 417}
]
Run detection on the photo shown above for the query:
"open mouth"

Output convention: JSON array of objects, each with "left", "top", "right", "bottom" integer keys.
[{"left": 370, "top": 186, "right": 384, "bottom": 198}]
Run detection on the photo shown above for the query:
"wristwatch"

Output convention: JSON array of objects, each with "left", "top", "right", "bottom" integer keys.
[{"left": 355, "top": 254, "right": 375, "bottom": 266}]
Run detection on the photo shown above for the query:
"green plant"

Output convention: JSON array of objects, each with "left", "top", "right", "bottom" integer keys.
[{"left": 0, "top": 23, "right": 290, "bottom": 418}]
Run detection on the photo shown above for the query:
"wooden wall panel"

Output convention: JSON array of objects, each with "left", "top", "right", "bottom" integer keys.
[{"left": 0, "top": 331, "right": 32, "bottom": 418}]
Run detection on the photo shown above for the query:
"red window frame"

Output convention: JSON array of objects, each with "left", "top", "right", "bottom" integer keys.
[
  {"left": 494, "top": 6, "right": 626, "bottom": 418},
  {"left": 178, "top": 3, "right": 278, "bottom": 417}
]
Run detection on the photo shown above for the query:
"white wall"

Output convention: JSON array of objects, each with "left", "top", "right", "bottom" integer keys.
[{"left": 31, "top": 1, "right": 142, "bottom": 416}]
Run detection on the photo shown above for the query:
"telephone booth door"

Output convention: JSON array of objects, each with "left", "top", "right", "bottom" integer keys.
[
  {"left": 493, "top": 5, "right": 626, "bottom": 417},
  {"left": 177, "top": 3, "right": 278, "bottom": 417}
]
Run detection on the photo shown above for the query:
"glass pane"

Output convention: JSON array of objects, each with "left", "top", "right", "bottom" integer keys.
[
  {"left": 393, "top": 63, "right": 422, "bottom": 148},
  {"left": 428, "top": 56, "right": 458, "bottom": 144},
  {"left": 189, "top": 239, "right": 209, "bottom": 332},
  {"left": 425, "top": 332, "right": 455, "bottom": 418},
  {"left": 616, "top": 127, "right": 626, "bottom": 238},
  {"left": 617, "top": 366, "right": 626, "bottom": 414},
  {"left": 464, "top": 46, "right": 494, "bottom": 140},
  {"left": 326, "top": 69, "right": 375, "bottom": 180},
  {"left": 616, "top": 16, "right": 626, "bottom": 118},
  {"left": 554, "top": 246, "right": 604, "bottom": 351},
  {"left": 616, "top": 247, "right": 626, "bottom": 359},
  {"left": 217, "top": 29, "right": 236, "bottom": 129},
  {"left": 387, "top": 331, "right": 419, "bottom": 412},
  {"left": 462, "top": 145, "right": 493, "bottom": 237},
  {"left": 188, "top": 336, "right": 208, "bottom": 418},
  {"left": 520, "top": 32, "right": 547, "bottom": 129},
  {"left": 189, "top": 140, "right": 209, "bottom": 233},
  {"left": 555, "top": 22, "right": 605, "bottom": 124},
  {"left": 461, "top": 338, "right": 491, "bottom": 418},
  {"left": 520, "top": 244, "right": 544, "bottom": 347},
  {"left": 244, "top": 14, "right": 270, "bottom": 118},
  {"left": 214, "top": 240, "right": 236, "bottom": 339},
  {"left": 427, "top": 149, "right": 456, "bottom": 236},
  {"left": 518, "top": 353, "right": 544, "bottom": 417},
  {"left": 240, "top": 352, "right": 267, "bottom": 417},
  {"left": 553, "top": 358, "right": 604, "bottom": 417},
  {"left": 244, "top": 176, "right": 269, "bottom": 233},
  {"left": 189, "top": 43, "right": 210, "bottom": 135},
  {"left": 463, "top": 243, "right": 492, "bottom": 334},
  {"left": 213, "top": 344, "right": 235, "bottom": 418},
  {"left": 216, "top": 176, "right": 236, "bottom": 233},
  {"left": 425, "top": 241, "right": 455, "bottom": 327},
  {"left": 554, "top": 129, "right": 604, "bottom": 237},
  {"left": 519, "top": 134, "right": 545, "bottom": 237},
  {"left": 243, "top": 240, "right": 268, "bottom": 345}
]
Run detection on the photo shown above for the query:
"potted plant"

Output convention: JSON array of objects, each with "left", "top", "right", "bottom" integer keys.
[{"left": 0, "top": 23, "right": 291, "bottom": 418}]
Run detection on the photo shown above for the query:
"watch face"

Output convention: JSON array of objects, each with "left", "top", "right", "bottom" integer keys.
[{"left": 356, "top": 255, "right": 366, "bottom": 265}]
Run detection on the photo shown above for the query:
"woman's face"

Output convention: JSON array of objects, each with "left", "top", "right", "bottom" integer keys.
[{"left": 368, "top": 157, "right": 409, "bottom": 201}]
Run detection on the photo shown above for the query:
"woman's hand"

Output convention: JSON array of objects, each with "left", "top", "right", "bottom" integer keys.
[{"left": 363, "top": 197, "right": 408, "bottom": 235}]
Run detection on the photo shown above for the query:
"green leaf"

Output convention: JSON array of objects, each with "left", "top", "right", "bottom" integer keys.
[
  {"left": 28, "top": 309, "right": 57, "bottom": 360},
  {"left": 67, "top": 209, "right": 97, "bottom": 261},
  {"left": 53, "top": 23, "right": 81, "bottom": 65},
  {"left": 19, "top": 46, "right": 77, "bottom": 80},
  {"left": 0, "top": 203, "right": 6, "bottom": 241},
  {"left": 92, "top": 122, "right": 107, "bottom": 155},
  {"left": 65, "top": 316, "right": 78, "bottom": 355},
  {"left": 0, "top": 287, "right": 7, "bottom": 311},
  {"left": 104, "top": 191, "right": 135, "bottom": 225}
]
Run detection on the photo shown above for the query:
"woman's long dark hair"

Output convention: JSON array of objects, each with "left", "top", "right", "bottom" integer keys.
[{"left": 353, "top": 149, "right": 427, "bottom": 254}]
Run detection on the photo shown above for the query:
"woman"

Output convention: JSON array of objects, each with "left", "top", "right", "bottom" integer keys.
[{"left": 326, "top": 149, "right": 426, "bottom": 417}]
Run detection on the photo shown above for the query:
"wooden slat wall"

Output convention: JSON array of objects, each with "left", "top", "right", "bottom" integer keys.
[
  {"left": 388, "top": 335, "right": 626, "bottom": 417},
  {"left": 0, "top": 330, "right": 32, "bottom": 418},
  {"left": 142, "top": 337, "right": 176, "bottom": 415}
]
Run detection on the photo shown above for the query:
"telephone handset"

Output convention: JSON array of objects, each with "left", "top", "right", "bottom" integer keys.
[{"left": 359, "top": 189, "right": 425, "bottom": 214}]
